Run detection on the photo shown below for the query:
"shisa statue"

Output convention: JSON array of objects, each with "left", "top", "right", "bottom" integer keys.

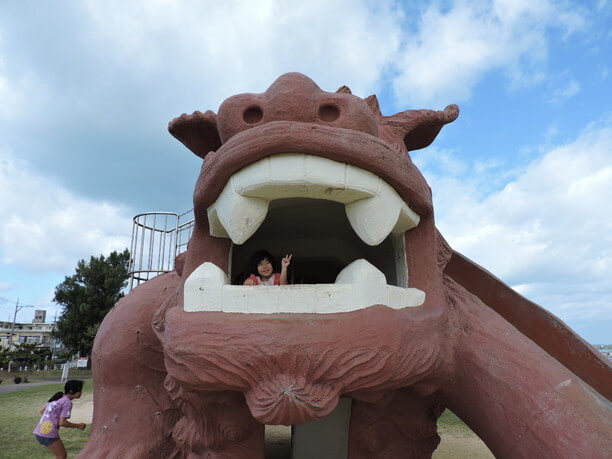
[{"left": 79, "top": 73, "right": 610, "bottom": 458}]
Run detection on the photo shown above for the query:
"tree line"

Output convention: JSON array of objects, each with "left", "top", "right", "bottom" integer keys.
[
  {"left": 52, "top": 249, "right": 130, "bottom": 364},
  {"left": 0, "top": 343, "right": 60, "bottom": 369},
  {"left": 1, "top": 250, "right": 130, "bottom": 371}
]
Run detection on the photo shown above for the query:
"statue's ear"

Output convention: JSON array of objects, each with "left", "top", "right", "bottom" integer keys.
[
  {"left": 384, "top": 104, "right": 459, "bottom": 152},
  {"left": 168, "top": 110, "right": 221, "bottom": 159}
]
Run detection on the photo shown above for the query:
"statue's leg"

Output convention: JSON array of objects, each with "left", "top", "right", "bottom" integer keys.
[
  {"left": 165, "top": 377, "right": 265, "bottom": 458},
  {"left": 77, "top": 273, "right": 181, "bottom": 459},
  {"left": 348, "top": 389, "right": 443, "bottom": 458},
  {"left": 441, "top": 277, "right": 612, "bottom": 458}
]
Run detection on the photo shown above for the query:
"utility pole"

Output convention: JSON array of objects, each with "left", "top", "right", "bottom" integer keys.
[
  {"left": 7, "top": 299, "right": 33, "bottom": 350},
  {"left": 51, "top": 311, "right": 58, "bottom": 359},
  {"left": 8, "top": 298, "right": 19, "bottom": 349}
]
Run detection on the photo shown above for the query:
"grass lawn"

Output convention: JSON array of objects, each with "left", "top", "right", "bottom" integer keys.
[
  {"left": 0, "top": 383, "right": 92, "bottom": 459},
  {"left": 438, "top": 408, "right": 471, "bottom": 432},
  {"left": 0, "top": 382, "right": 484, "bottom": 458},
  {"left": 435, "top": 410, "right": 493, "bottom": 458}
]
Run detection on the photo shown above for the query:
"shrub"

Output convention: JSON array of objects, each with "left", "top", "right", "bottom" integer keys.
[
  {"left": 23, "top": 376, "right": 29, "bottom": 383},
  {"left": 14, "top": 376, "right": 22, "bottom": 384}
]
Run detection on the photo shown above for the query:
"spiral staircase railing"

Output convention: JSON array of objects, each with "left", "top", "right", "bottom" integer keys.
[{"left": 128, "top": 209, "right": 194, "bottom": 290}]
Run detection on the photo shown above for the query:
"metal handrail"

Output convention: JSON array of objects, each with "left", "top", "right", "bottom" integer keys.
[{"left": 128, "top": 210, "right": 194, "bottom": 290}]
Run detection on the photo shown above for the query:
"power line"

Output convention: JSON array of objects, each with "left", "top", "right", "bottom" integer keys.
[
  {"left": 0, "top": 295, "right": 50, "bottom": 309},
  {"left": 0, "top": 296, "right": 41, "bottom": 308}
]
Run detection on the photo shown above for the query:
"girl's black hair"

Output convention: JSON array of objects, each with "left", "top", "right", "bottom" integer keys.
[
  {"left": 248, "top": 250, "right": 275, "bottom": 277},
  {"left": 48, "top": 391, "right": 64, "bottom": 403},
  {"left": 64, "top": 379, "right": 84, "bottom": 395}
]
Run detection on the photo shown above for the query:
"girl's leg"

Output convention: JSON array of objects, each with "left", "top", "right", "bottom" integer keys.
[{"left": 47, "top": 438, "right": 67, "bottom": 459}]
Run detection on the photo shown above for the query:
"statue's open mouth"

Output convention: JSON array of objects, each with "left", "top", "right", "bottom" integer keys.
[{"left": 184, "top": 153, "right": 426, "bottom": 314}]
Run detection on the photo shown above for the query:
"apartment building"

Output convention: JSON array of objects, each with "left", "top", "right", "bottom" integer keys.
[{"left": 0, "top": 310, "right": 57, "bottom": 349}]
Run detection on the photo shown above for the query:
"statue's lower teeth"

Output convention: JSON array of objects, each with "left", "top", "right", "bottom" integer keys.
[
  {"left": 184, "top": 259, "right": 425, "bottom": 314},
  {"left": 207, "top": 154, "right": 420, "bottom": 246}
]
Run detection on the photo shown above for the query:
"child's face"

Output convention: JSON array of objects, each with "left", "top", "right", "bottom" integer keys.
[{"left": 257, "top": 258, "right": 273, "bottom": 278}]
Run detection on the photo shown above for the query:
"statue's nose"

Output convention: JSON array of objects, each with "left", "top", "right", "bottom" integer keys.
[
  {"left": 217, "top": 72, "right": 378, "bottom": 143},
  {"left": 263, "top": 73, "right": 322, "bottom": 123}
]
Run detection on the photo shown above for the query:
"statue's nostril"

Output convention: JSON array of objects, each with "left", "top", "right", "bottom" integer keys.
[
  {"left": 319, "top": 104, "right": 340, "bottom": 122},
  {"left": 243, "top": 106, "right": 263, "bottom": 124}
]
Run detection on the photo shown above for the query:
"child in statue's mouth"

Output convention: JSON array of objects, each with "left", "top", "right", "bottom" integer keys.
[{"left": 244, "top": 250, "right": 292, "bottom": 285}]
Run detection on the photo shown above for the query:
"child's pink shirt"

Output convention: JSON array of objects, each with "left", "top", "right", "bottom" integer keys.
[{"left": 246, "top": 273, "right": 281, "bottom": 285}]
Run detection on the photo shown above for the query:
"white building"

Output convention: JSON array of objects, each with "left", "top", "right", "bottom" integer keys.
[{"left": 0, "top": 310, "right": 59, "bottom": 350}]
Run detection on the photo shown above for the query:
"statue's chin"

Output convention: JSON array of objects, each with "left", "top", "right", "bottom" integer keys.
[
  {"left": 245, "top": 374, "right": 339, "bottom": 425},
  {"left": 159, "top": 303, "right": 446, "bottom": 425}
]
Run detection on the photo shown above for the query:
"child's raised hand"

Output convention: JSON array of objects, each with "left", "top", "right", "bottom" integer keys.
[{"left": 281, "top": 254, "right": 292, "bottom": 269}]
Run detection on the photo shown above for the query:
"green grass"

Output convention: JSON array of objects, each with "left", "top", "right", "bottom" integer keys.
[
  {"left": 438, "top": 409, "right": 476, "bottom": 436},
  {"left": 0, "top": 381, "right": 473, "bottom": 458},
  {"left": 0, "top": 383, "right": 92, "bottom": 459}
]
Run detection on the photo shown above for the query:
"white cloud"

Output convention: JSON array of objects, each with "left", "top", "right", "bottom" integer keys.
[
  {"left": 0, "top": 1, "right": 591, "bottom": 139},
  {"left": 392, "top": 0, "right": 586, "bottom": 106},
  {"left": 0, "top": 152, "right": 132, "bottom": 272},
  {"left": 0, "top": 57, "right": 26, "bottom": 120},
  {"left": 416, "top": 122, "right": 612, "bottom": 321},
  {"left": 548, "top": 78, "right": 581, "bottom": 103},
  {"left": 81, "top": 0, "right": 404, "bottom": 99}
]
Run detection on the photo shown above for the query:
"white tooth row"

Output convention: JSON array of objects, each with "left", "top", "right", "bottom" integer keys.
[
  {"left": 184, "top": 259, "right": 425, "bottom": 314},
  {"left": 207, "top": 154, "right": 420, "bottom": 246}
]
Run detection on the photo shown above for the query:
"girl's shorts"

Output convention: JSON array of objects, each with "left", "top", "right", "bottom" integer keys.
[{"left": 34, "top": 434, "right": 59, "bottom": 446}]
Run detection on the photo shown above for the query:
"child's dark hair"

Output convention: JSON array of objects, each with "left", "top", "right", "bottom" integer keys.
[
  {"left": 64, "top": 380, "right": 84, "bottom": 395},
  {"left": 248, "top": 250, "right": 275, "bottom": 276},
  {"left": 48, "top": 391, "right": 64, "bottom": 403}
]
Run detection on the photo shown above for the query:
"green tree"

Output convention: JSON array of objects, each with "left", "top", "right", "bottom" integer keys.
[
  {"left": 0, "top": 347, "right": 11, "bottom": 368},
  {"left": 53, "top": 250, "right": 130, "bottom": 361},
  {"left": 9, "top": 343, "right": 50, "bottom": 368}
]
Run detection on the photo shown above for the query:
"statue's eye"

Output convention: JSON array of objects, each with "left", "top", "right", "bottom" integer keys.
[
  {"left": 319, "top": 104, "right": 340, "bottom": 122},
  {"left": 243, "top": 106, "right": 263, "bottom": 124}
]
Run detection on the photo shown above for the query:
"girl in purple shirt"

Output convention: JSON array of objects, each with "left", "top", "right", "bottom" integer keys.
[{"left": 34, "top": 380, "right": 86, "bottom": 458}]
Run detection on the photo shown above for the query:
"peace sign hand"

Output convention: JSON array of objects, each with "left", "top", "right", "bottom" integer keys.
[{"left": 281, "top": 254, "right": 292, "bottom": 269}]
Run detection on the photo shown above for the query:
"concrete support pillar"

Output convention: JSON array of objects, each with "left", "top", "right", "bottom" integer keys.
[{"left": 291, "top": 398, "right": 352, "bottom": 459}]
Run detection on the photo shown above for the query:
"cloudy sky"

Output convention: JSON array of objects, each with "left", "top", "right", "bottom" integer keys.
[{"left": 0, "top": 0, "right": 610, "bottom": 343}]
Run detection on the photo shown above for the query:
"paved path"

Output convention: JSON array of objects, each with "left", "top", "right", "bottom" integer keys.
[{"left": 0, "top": 380, "right": 61, "bottom": 395}]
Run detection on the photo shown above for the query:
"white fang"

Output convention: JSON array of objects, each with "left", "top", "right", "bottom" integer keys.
[
  {"left": 207, "top": 154, "right": 420, "bottom": 246},
  {"left": 184, "top": 259, "right": 425, "bottom": 314}
]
